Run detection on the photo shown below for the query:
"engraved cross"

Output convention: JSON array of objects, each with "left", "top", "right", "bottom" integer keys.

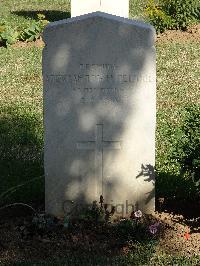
[{"left": 77, "top": 124, "right": 121, "bottom": 196}]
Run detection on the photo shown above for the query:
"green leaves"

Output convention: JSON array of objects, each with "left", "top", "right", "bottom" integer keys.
[
  {"left": 0, "top": 13, "right": 49, "bottom": 46},
  {"left": 0, "top": 26, "right": 19, "bottom": 46},
  {"left": 20, "top": 23, "right": 41, "bottom": 42},
  {"left": 20, "top": 15, "right": 49, "bottom": 42},
  {"left": 145, "top": 0, "right": 200, "bottom": 32},
  {"left": 145, "top": 0, "right": 175, "bottom": 33}
]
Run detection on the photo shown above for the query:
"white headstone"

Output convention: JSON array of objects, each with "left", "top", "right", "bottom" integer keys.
[
  {"left": 43, "top": 12, "right": 156, "bottom": 217},
  {"left": 71, "top": 0, "right": 129, "bottom": 18}
]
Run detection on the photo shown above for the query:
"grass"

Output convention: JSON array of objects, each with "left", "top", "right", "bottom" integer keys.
[
  {"left": 0, "top": 0, "right": 143, "bottom": 30},
  {"left": 0, "top": 47, "right": 44, "bottom": 204},
  {"left": 1, "top": 254, "right": 200, "bottom": 266},
  {"left": 0, "top": 0, "right": 71, "bottom": 30},
  {"left": 156, "top": 42, "right": 200, "bottom": 200}
]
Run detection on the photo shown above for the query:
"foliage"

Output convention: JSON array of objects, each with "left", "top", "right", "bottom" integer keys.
[
  {"left": 172, "top": 105, "right": 200, "bottom": 195},
  {"left": 66, "top": 197, "right": 162, "bottom": 244},
  {"left": 113, "top": 218, "right": 152, "bottom": 242},
  {"left": 67, "top": 196, "right": 116, "bottom": 225},
  {"left": 145, "top": 0, "right": 200, "bottom": 32},
  {"left": 20, "top": 14, "right": 49, "bottom": 42},
  {"left": 163, "top": 0, "right": 200, "bottom": 30},
  {"left": 145, "top": 0, "right": 174, "bottom": 33},
  {"left": 0, "top": 24, "right": 19, "bottom": 46},
  {"left": 0, "top": 13, "right": 49, "bottom": 46},
  {"left": 18, "top": 213, "right": 60, "bottom": 239}
]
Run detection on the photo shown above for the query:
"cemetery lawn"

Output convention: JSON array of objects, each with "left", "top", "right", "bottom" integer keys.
[
  {"left": 0, "top": 0, "right": 71, "bottom": 30},
  {"left": 0, "top": 38, "right": 200, "bottom": 265},
  {"left": 0, "top": 0, "right": 200, "bottom": 264},
  {"left": 0, "top": 41, "right": 199, "bottom": 206}
]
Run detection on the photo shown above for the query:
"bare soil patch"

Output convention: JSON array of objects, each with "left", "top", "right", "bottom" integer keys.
[
  {"left": 157, "top": 24, "right": 200, "bottom": 44},
  {"left": 11, "top": 38, "right": 45, "bottom": 48}
]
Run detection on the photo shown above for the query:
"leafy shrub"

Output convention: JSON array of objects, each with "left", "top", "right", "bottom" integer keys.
[
  {"left": 0, "top": 14, "right": 49, "bottom": 46},
  {"left": 163, "top": 0, "right": 199, "bottom": 30},
  {"left": 20, "top": 23, "right": 41, "bottom": 42},
  {"left": 145, "top": 0, "right": 174, "bottom": 33},
  {"left": 145, "top": 0, "right": 200, "bottom": 32},
  {"left": 19, "top": 13, "right": 49, "bottom": 42},
  {"left": 0, "top": 24, "right": 19, "bottom": 46}
]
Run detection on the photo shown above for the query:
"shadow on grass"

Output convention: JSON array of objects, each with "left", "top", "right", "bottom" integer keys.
[
  {"left": 156, "top": 171, "right": 200, "bottom": 218},
  {"left": 0, "top": 246, "right": 158, "bottom": 266},
  {"left": 11, "top": 10, "right": 71, "bottom": 22},
  {"left": 0, "top": 107, "right": 44, "bottom": 208},
  {"left": 156, "top": 105, "right": 200, "bottom": 219}
]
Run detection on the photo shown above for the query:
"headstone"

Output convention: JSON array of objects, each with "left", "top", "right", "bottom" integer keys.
[
  {"left": 71, "top": 0, "right": 129, "bottom": 18},
  {"left": 43, "top": 12, "right": 156, "bottom": 217}
]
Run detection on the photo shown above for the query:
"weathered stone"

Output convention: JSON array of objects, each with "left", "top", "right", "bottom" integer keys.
[
  {"left": 43, "top": 12, "right": 156, "bottom": 217},
  {"left": 71, "top": 0, "right": 129, "bottom": 18}
]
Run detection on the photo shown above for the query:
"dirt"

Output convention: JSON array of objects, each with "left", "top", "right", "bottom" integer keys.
[
  {"left": 11, "top": 38, "right": 45, "bottom": 48},
  {"left": 153, "top": 212, "right": 200, "bottom": 257},
  {"left": 0, "top": 200, "right": 199, "bottom": 264},
  {"left": 156, "top": 24, "right": 200, "bottom": 44}
]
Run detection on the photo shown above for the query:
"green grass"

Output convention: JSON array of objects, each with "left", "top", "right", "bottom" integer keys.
[
  {"left": 156, "top": 42, "right": 200, "bottom": 200},
  {"left": 0, "top": 47, "right": 44, "bottom": 204},
  {"left": 130, "top": 0, "right": 145, "bottom": 19},
  {"left": 0, "top": 0, "right": 143, "bottom": 30},
  {"left": 0, "top": 0, "right": 71, "bottom": 30}
]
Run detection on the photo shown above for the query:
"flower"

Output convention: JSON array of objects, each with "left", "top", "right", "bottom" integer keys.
[
  {"left": 184, "top": 232, "right": 190, "bottom": 240},
  {"left": 134, "top": 210, "right": 143, "bottom": 218},
  {"left": 149, "top": 222, "right": 160, "bottom": 234}
]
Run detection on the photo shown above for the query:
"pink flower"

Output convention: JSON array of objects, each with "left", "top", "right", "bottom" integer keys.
[
  {"left": 149, "top": 222, "right": 160, "bottom": 234},
  {"left": 134, "top": 210, "right": 142, "bottom": 218}
]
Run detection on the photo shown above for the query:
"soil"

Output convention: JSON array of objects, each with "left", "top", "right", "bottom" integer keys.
[
  {"left": 11, "top": 38, "right": 45, "bottom": 48},
  {"left": 156, "top": 24, "right": 200, "bottom": 44},
  {"left": 0, "top": 199, "right": 199, "bottom": 264}
]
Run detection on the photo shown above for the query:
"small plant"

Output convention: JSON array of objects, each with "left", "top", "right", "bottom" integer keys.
[
  {"left": 113, "top": 210, "right": 161, "bottom": 242},
  {"left": 73, "top": 196, "right": 116, "bottom": 224},
  {"left": 0, "top": 24, "right": 19, "bottom": 46},
  {"left": 20, "top": 13, "right": 49, "bottom": 42},
  {"left": 19, "top": 213, "right": 59, "bottom": 239}
]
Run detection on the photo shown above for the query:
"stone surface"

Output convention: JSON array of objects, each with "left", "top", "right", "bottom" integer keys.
[
  {"left": 43, "top": 12, "right": 156, "bottom": 217},
  {"left": 71, "top": 0, "right": 129, "bottom": 18}
]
